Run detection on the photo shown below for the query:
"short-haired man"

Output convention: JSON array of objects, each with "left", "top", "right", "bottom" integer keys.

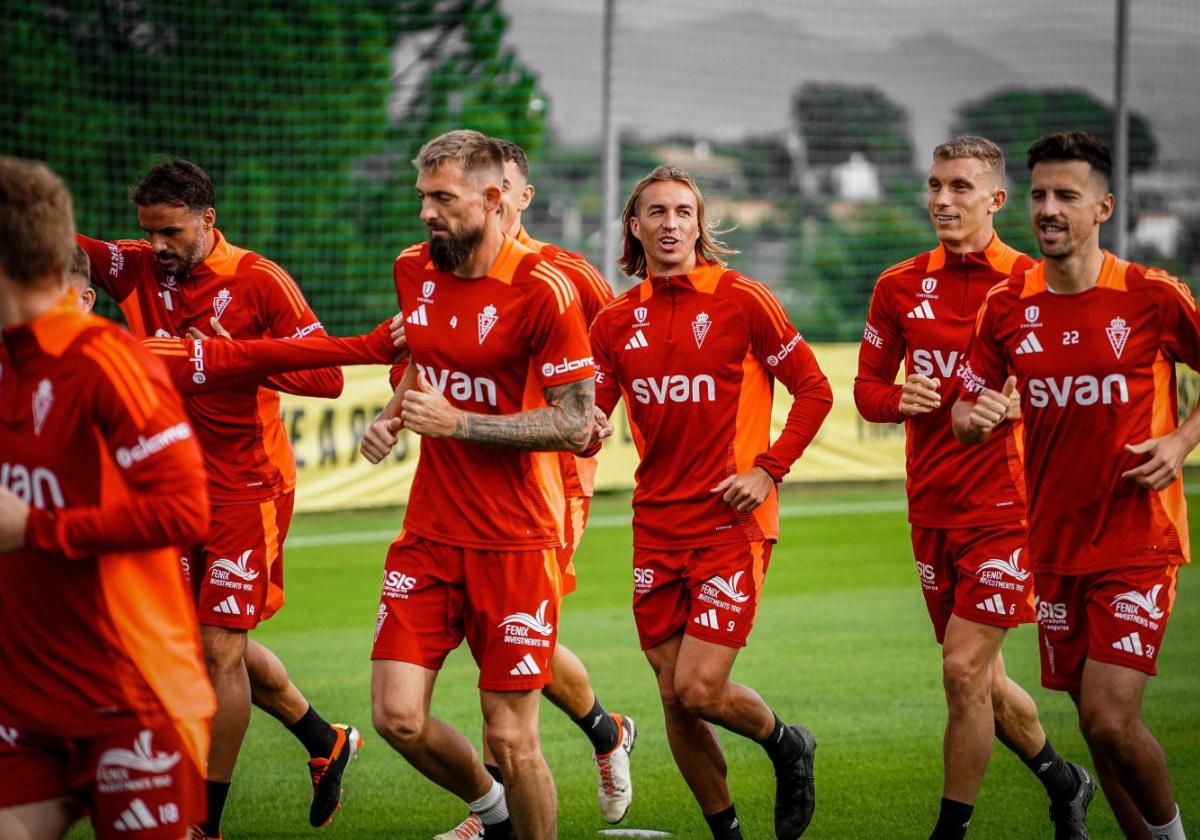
[
  {"left": 587, "top": 166, "right": 832, "bottom": 839},
  {"left": 433, "top": 138, "right": 633, "bottom": 840},
  {"left": 361, "top": 129, "right": 596, "bottom": 839},
  {"left": 76, "top": 159, "right": 360, "bottom": 837},
  {"left": 955, "top": 132, "right": 1195, "bottom": 840},
  {"left": 856, "top": 136, "right": 1094, "bottom": 840},
  {"left": 0, "top": 156, "right": 214, "bottom": 840}
]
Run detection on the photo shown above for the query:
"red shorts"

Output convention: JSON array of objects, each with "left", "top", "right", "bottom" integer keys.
[
  {"left": 557, "top": 496, "right": 591, "bottom": 597},
  {"left": 372, "top": 532, "right": 563, "bottom": 691},
  {"left": 188, "top": 492, "right": 292, "bottom": 630},
  {"left": 1035, "top": 565, "right": 1179, "bottom": 691},
  {"left": 0, "top": 720, "right": 206, "bottom": 839},
  {"left": 632, "top": 541, "right": 772, "bottom": 651},
  {"left": 910, "top": 523, "right": 1035, "bottom": 644}
]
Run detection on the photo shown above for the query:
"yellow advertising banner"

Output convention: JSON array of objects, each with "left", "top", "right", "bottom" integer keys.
[{"left": 279, "top": 345, "right": 1200, "bottom": 513}]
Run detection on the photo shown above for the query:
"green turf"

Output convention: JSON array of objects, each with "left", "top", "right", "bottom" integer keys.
[{"left": 68, "top": 484, "right": 1198, "bottom": 838}]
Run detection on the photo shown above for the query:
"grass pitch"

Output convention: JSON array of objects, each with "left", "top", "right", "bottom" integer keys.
[{"left": 70, "top": 484, "right": 1198, "bottom": 838}]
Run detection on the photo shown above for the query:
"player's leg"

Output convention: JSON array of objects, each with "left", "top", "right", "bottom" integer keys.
[
  {"left": 939, "top": 616, "right": 1006, "bottom": 806},
  {"left": 244, "top": 640, "right": 360, "bottom": 827},
  {"left": 371, "top": 660, "right": 492, "bottom": 800},
  {"left": 0, "top": 800, "right": 74, "bottom": 840},
  {"left": 481, "top": 688, "right": 556, "bottom": 838},
  {"left": 197, "top": 624, "right": 248, "bottom": 838},
  {"left": 1076, "top": 660, "right": 1179, "bottom": 833},
  {"left": 644, "top": 633, "right": 740, "bottom": 838}
]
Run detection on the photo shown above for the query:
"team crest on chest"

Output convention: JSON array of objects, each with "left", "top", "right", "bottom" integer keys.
[
  {"left": 419, "top": 280, "right": 436, "bottom": 304},
  {"left": 478, "top": 304, "right": 498, "bottom": 344},
  {"left": 1106, "top": 316, "right": 1130, "bottom": 359},
  {"left": 213, "top": 288, "right": 232, "bottom": 319},
  {"left": 692, "top": 312, "right": 712, "bottom": 348},
  {"left": 33, "top": 378, "right": 53, "bottom": 436},
  {"left": 633, "top": 306, "right": 649, "bottom": 327}
]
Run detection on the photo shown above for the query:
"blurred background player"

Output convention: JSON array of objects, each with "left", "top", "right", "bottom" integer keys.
[
  {"left": 434, "top": 137, "right": 632, "bottom": 840},
  {"left": 0, "top": 156, "right": 214, "bottom": 840},
  {"left": 586, "top": 166, "right": 832, "bottom": 840},
  {"left": 854, "top": 136, "right": 1094, "bottom": 840},
  {"left": 360, "top": 130, "right": 596, "bottom": 839},
  {"left": 75, "top": 160, "right": 360, "bottom": 838},
  {"left": 954, "top": 132, "right": 1195, "bottom": 840}
]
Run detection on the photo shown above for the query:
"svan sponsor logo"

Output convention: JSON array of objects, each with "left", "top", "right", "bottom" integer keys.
[
  {"left": 1027, "top": 374, "right": 1128, "bottom": 408},
  {"left": 631, "top": 374, "right": 716, "bottom": 405},
  {"left": 912, "top": 349, "right": 959, "bottom": 380},
  {"left": 415, "top": 363, "right": 498, "bottom": 408},
  {"left": 0, "top": 463, "right": 65, "bottom": 509}
]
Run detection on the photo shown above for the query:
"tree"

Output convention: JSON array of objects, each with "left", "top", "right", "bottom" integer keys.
[
  {"left": 0, "top": 0, "right": 547, "bottom": 332},
  {"left": 791, "top": 83, "right": 914, "bottom": 178},
  {"left": 952, "top": 88, "right": 1157, "bottom": 180}
]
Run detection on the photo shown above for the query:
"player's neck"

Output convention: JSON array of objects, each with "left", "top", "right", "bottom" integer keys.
[
  {"left": 504, "top": 216, "right": 522, "bottom": 239},
  {"left": 0, "top": 276, "right": 64, "bottom": 330},
  {"left": 1043, "top": 243, "right": 1106, "bottom": 295},
  {"left": 452, "top": 223, "right": 505, "bottom": 279},
  {"left": 941, "top": 227, "right": 994, "bottom": 256},
  {"left": 646, "top": 254, "right": 698, "bottom": 279}
]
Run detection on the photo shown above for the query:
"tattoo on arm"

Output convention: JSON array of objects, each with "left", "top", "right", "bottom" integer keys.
[{"left": 457, "top": 378, "right": 594, "bottom": 451}]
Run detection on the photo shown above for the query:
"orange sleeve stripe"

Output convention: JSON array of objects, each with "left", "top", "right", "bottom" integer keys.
[
  {"left": 877, "top": 257, "right": 917, "bottom": 283},
  {"left": 83, "top": 343, "right": 149, "bottom": 428},
  {"left": 1146, "top": 268, "right": 1197, "bottom": 306},
  {"left": 100, "top": 332, "right": 161, "bottom": 414},
  {"left": 531, "top": 263, "right": 577, "bottom": 314},
  {"left": 732, "top": 279, "right": 788, "bottom": 336},
  {"left": 255, "top": 259, "right": 306, "bottom": 318},
  {"left": 400, "top": 244, "right": 423, "bottom": 258},
  {"left": 141, "top": 340, "right": 189, "bottom": 355},
  {"left": 563, "top": 258, "right": 614, "bottom": 303}
]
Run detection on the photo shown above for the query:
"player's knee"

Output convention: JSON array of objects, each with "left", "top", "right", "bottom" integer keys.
[
  {"left": 200, "top": 629, "right": 246, "bottom": 678},
  {"left": 942, "top": 655, "right": 989, "bottom": 705},
  {"left": 484, "top": 721, "right": 539, "bottom": 769},
  {"left": 676, "top": 678, "right": 720, "bottom": 718},
  {"left": 1077, "top": 706, "right": 1130, "bottom": 752},
  {"left": 371, "top": 698, "right": 426, "bottom": 749}
]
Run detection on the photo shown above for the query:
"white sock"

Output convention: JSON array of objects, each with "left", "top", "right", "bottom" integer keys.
[
  {"left": 468, "top": 779, "right": 509, "bottom": 826},
  {"left": 1146, "top": 805, "right": 1186, "bottom": 840}
]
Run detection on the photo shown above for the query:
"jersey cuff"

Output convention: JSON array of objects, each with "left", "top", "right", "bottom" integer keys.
[
  {"left": 752, "top": 457, "right": 785, "bottom": 483},
  {"left": 25, "top": 508, "right": 74, "bottom": 557}
]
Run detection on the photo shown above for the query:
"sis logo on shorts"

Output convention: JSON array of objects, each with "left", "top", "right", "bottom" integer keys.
[
  {"left": 96, "top": 730, "right": 180, "bottom": 794},
  {"left": 1035, "top": 597, "right": 1069, "bottom": 632},
  {"left": 633, "top": 567, "right": 655, "bottom": 595},
  {"left": 915, "top": 561, "right": 937, "bottom": 590},
  {"left": 382, "top": 570, "right": 417, "bottom": 599},
  {"left": 498, "top": 600, "right": 554, "bottom": 649}
]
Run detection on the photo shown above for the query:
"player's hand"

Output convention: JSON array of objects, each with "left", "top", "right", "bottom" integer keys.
[
  {"left": 590, "top": 406, "right": 613, "bottom": 444},
  {"left": 898, "top": 374, "right": 941, "bottom": 416},
  {"left": 187, "top": 318, "right": 231, "bottom": 340},
  {"left": 401, "top": 371, "right": 462, "bottom": 438},
  {"left": 361, "top": 415, "right": 404, "bottom": 464},
  {"left": 366, "top": 318, "right": 409, "bottom": 363},
  {"left": 1122, "top": 434, "right": 1190, "bottom": 490},
  {"left": 0, "top": 485, "right": 31, "bottom": 552},
  {"left": 966, "top": 376, "right": 1016, "bottom": 435},
  {"left": 711, "top": 466, "right": 775, "bottom": 514},
  {"left": 390, "top": 314, "right": 407, "bottom": 351},
  {"left": 1004, "top": 382, "right": 1022, "bottom": 421}
]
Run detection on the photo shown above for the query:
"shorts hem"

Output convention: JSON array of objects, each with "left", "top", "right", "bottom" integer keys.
[
  {"left": 1086, "top": 650, "right": 1159, "bottom": 678},
  {"left": 949, "top": 607, "right": 1025, "bottom": 630},
  {"left": 683, "top": 626, "right": 748, "bottom": 649},
  {"left": 369, "top": 650, "right": 447, "bottom": 671},
  {"left": 478, "top": 676, "right": 551, "bottom": 692},
  {"left": 197, "top": 615, "right": 258, "bottom": 631}
]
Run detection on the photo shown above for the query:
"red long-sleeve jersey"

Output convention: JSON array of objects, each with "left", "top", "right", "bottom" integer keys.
[
  {"left": 0, "top": 295, "right": 214, "bottom": 759},
  {"left": 77, "top": 230, "right": 343, "bottom": 503},
  {"left": 142, "top": 319, "right": 399, "bottom": 396},
  {"left": 855, "top": 237, "right": 1033, "bottom": 528},
  {"left": 590, "top": 262, "right": 832, "bottom": 549},
  {"left": 960, "top": 255, "right": 1199, "bottom": 575},
  {"left": 516, "top": 226, "right": 615, "bottom": 498},
  {"left": 393, "top": 238, "right": 595, "bottom": 550}
]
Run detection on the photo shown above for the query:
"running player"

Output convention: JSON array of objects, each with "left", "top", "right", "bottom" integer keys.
[
  {"left": 955, "top": 132, "right": 1194, "bottom": 840},
  {"left": 361, "top": 130, "right": 595, "bottom": 839},
  {"left": 75, "top": 159, "right": 360, "bottom": 837},
  {"left": 587, "top": 166, "right": 832, "bottom": 840},
  {"left": 0, "top": 156, "right": 214, "bottom": 840},
  {"left": 434, "top": 138, "right": 633, "bottom": 840},
  {"left": 855, "top": 136, "right": 1094, "bottom": 840}
]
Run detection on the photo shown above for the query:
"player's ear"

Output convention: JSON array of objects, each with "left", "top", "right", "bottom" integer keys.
[
  {"left": 201, "top": 206, "right": 216, "bottom": 230},
  {"left": 81, "top": 287, "right": 96, "bottom": 313},
  {"left": 1096, "top": 192, "right": 1115, "bottom": 224},
  {"left": 989, "top": 186, "right": 1008, "bottom": 215},
  {"left": 520, "top": 184, "right": 535, "bottom": 211},
  {"left": 482, "top": 184, "right": 502, "bottom": 212}
]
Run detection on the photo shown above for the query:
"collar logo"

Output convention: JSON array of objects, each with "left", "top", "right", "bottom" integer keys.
[
  {"left": 692, "top": 312, "right": 712, "bottom": 348},
  {"left": 478, "top": 304, "right": 498, "bottom": 344},
  {"left": 213, "top": 288, "right": 232, "bottom": 320}
]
